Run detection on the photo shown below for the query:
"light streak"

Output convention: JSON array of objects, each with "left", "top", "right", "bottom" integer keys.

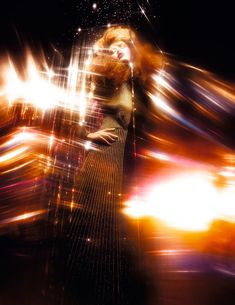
[
  {"left": 0, "top": 160, "right": 35, "bottom": 175},
  {"left": 0, "top": 146, "right": 29, "bottom": 163},
  {"left": 138, "top": 2, "right": 151, "bottom": 24},
  {"left": 3, "top": 130, "right": 36, "bottom": 147},
  {"left": 0, "top": 210, "right": 46, "bottom": 225}
]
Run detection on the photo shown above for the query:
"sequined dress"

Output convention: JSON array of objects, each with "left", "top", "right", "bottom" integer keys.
[{"left": 64, "top": 83, "right": 138, "bottom": 305}]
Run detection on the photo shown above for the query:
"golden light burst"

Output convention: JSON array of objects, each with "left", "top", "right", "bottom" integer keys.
[{"left": 123, "top": 170, "right": 235, "bottom": 232}]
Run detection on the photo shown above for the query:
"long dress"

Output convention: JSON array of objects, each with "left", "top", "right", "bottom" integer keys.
[{"left": 63, "top": 82, "right": 144, "bottom": 305}]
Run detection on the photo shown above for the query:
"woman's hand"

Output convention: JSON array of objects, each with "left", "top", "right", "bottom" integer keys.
[{"left": 87, "top": 128, "right": 118, "bottom": 145}]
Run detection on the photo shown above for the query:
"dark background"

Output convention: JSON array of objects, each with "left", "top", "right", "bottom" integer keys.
[
  {"left": 1, "top": 2, "right": 235, "bottom": 305},
  {"left": 0, "top": 0, "right": 234, "bottom": 80}
]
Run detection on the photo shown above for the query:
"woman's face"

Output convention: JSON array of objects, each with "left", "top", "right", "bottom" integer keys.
[{"left": 109, "top": 41, "right": 131, "bottom": 63}]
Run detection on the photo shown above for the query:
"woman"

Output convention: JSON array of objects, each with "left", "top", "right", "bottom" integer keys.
[{"left": 64, "top": 26, "right": 163, "bottom": 305}]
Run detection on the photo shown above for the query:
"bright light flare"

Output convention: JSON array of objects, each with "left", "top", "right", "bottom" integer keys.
[
  {"left": 1, "top": 56, "right": 65, "bottom": 110},
  {"left": 124, "top": 171, "right": 235, "bottom": 232},
  {"left": 0, "top": 48, "right": 93, "bottom": 116}
]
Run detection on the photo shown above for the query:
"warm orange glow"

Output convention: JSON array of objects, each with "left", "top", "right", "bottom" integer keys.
[
  {"left": 123, "top": 171, "right": 235, "bottom": 232},
  {"left": 0, "top": 146, "right": 29, "bottom": 163}
]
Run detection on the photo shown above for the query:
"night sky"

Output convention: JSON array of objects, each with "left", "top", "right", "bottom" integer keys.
[{"left": 0, "top": 0, "right": 234, "bottom": 79}]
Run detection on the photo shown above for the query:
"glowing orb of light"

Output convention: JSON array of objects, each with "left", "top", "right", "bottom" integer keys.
[{"left": 124, "top": 172, "right": 220, "bottom": 232}]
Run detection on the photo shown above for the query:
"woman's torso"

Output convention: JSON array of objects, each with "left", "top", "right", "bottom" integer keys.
[{"left": 99, "top": 82, "right": 133, "bottom": 130}]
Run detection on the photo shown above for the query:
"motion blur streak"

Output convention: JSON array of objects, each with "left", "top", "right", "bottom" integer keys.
[
  {"left": 0, "top": 210, "right": 46, "bottom": 225},
  {"left": 148, "top": 64, "right": 235, "bottom": 149},
  {"left": 0, "top": 146, "right": 28, "bottom": 163}
]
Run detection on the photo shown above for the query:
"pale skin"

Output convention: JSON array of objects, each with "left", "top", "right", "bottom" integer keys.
[
  {"left": 87, "top": 128, "right": 118, "bottom": 145},
  {"left": 108, "top": 41, "right": 131, "bottom": 62},
  {"left": 87, "top": 41, "right": 131, "bottom": 145}
]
